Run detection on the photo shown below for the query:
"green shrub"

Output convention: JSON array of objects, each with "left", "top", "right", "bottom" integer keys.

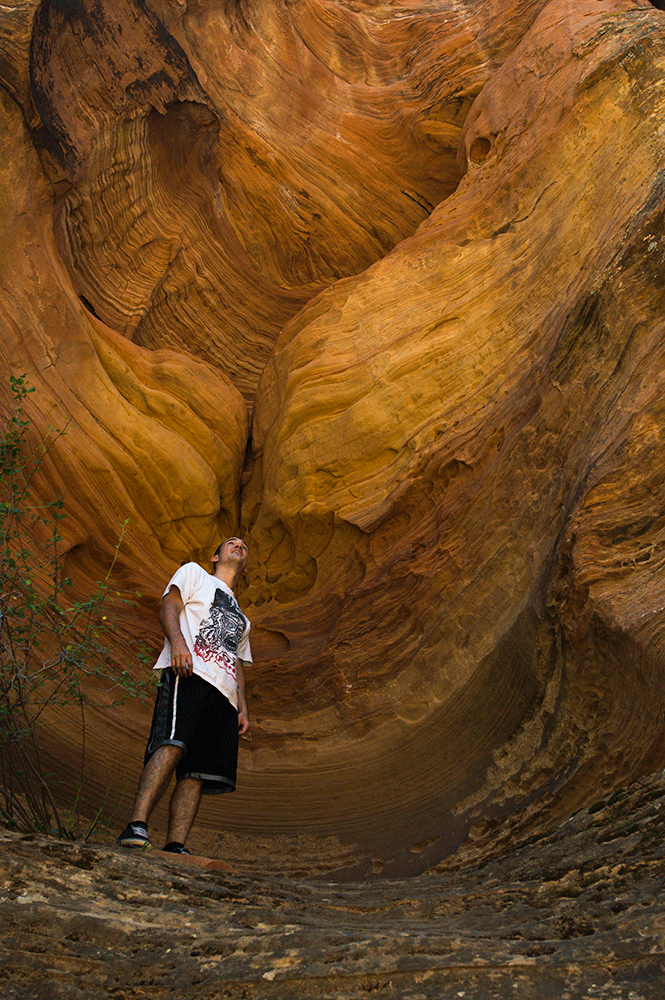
[{"left": 0, "top": 374, "right": 151, "bottom": 838}]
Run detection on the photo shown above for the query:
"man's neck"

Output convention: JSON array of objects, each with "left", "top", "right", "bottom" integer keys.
[{"left": 212, "top": 566, "right": 240, "bottom": 591}]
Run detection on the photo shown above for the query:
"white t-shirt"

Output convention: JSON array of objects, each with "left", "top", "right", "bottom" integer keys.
[{"left": 153, "top": 562, "right": 252, "bottom": 709}]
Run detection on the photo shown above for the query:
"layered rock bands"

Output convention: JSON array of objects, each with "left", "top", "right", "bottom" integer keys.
[{"left": 2, "top": 0, "right": 665, "bottom": 877}]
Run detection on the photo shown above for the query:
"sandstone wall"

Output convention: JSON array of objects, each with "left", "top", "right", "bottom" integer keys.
[{"left": 2, "top": 0, "right": 665, "bottom": 876}]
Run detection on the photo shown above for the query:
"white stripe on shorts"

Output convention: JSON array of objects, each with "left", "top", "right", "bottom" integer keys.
[{"left": 170, "top": 675, "right": 180, "bottom": 740}]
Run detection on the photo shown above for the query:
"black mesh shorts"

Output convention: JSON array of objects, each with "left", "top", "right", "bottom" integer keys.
[{"left": 144, "top": 670, "right": 239, "bottom": 794}]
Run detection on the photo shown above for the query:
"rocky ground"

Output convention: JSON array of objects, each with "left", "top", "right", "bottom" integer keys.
[{"left": 1, "top": 768, "right": 664, "bottom": 999}]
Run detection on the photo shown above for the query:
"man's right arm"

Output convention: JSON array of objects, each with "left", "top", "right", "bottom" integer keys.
[{"left": 159, "top": 585, "right": 193, "bottom": 677}]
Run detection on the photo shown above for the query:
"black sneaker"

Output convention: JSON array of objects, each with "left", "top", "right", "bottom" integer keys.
[
  {"left": 162, "top": 842, "right": 191, "bottom": 855},
  {"left": 118, "top": 822, "right": 150, "bottom": 849}
]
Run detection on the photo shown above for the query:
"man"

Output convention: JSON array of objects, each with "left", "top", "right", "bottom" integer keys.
[{"left": 118, "top": 537, "right": 251, "bottom": 855}]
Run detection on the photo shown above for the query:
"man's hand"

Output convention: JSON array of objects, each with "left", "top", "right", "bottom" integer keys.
[
  {"left": 170, "top": 637, "right": 193, "bottom": 677},
  {"left": 236, "top": 660, "right": 249, "bottom": 735},
  {"left": 238, "top": 706, "right": 250, "bottom": 735},
  {"left": 160, "top": 587, "right": 192, "bottom": 677}
]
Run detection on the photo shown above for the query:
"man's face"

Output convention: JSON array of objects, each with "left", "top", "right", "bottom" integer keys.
[{"left": 214, "top": 537, "right": 249, "bottom": 571}]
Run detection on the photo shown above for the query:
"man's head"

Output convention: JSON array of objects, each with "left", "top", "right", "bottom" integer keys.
[{"left": 212, "top": 537, "right": 249, "bottom": 577}]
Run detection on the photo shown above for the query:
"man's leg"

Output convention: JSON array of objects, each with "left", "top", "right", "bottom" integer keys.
[
  {"left": 131, "top": 744, "right": 183, "bottom": 823},
  {"left": 165, "top": 777, "right": 203, "bottom": 846}
]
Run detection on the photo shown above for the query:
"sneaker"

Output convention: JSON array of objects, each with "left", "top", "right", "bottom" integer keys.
[
  {"left": 118, "top": 822, "right": 150, "bottom": 849},
  {"left": 162, "top": 842, "right": 191, "bottom": 855}
]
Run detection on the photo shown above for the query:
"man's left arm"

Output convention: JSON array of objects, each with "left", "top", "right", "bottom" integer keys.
[{"left": 237, "top": 660, "right": 249, "bottom": 735}]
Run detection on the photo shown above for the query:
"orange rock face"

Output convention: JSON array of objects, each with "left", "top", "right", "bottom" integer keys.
[{"left": 3, "top": 0, "right": 665, "bottom": 876}]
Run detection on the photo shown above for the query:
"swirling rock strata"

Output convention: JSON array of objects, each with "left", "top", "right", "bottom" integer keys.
[
  {"left": 239, "top": 0, "right": 665, "bottom": 875},
  {"left": 2, "top": 0, "right": 665, "bottom": 878}
]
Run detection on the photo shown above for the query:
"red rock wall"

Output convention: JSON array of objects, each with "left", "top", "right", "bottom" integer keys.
[{"left": 2, "top": 0, "right": 665, "bottom": 876}]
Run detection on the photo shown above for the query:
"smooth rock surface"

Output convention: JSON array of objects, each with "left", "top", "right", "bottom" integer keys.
[{"left": 2, "top": 0, "right": 665, "bottom": 880}]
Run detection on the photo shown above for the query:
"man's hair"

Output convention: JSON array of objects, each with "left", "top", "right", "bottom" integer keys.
[{"left": 213, "top": 537, "right": 247, "bottom": 559}]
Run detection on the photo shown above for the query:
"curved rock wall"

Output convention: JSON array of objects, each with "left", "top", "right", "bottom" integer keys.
[{"left": 2, "top": 0, "right": 665, "bottom": 877}]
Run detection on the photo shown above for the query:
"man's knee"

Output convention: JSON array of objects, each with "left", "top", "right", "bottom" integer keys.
[
  {"left": 148, "top": 743, "right": 184, "bottom": 771},
  {"left": 173, "top": 776, "right": 203, "bottom": 796}
]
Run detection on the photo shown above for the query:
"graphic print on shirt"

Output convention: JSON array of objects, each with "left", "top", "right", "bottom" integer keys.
[{"left": 193, "top": 587, "right": 247, "bottom": 680}]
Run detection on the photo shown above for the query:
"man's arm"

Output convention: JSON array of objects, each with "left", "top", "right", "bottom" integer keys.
[
  {"left": 159, "top": 585, "right": 193, "bottom": 677},
  {"left": 237, "top": 659, "right": 249, "bottom": 735}
]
